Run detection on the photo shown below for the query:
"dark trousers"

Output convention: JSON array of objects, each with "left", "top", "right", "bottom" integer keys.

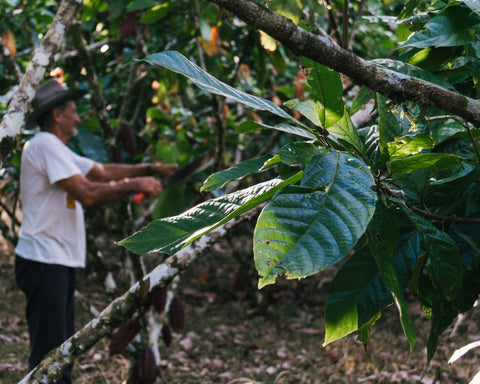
[{"left": 15, "top": 255, "right": 76, "bottom": 384}]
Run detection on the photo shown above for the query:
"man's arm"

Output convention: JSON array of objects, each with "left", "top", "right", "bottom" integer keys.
[
  {"left": 57, "top": 173, "right": 162, "bottom": 207},
  {"left": 86, "top": 162, "right": 178, "bottom": 182}
]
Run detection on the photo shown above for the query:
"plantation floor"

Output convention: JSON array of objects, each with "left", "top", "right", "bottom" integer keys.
[{"left": 1, "top": 242, "right": 479, "bottom": 384}]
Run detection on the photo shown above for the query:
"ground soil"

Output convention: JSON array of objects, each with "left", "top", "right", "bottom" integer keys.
[{"left": 1, "top": 237, "right": 479, "bottom": 384}]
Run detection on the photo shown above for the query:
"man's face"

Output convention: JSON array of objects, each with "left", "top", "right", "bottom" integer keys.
[{"left": 57, "top": 100, "right": 81, "bottom": 139}]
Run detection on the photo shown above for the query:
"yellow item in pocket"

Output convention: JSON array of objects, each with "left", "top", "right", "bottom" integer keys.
[{"left": 66, "top": 194, "right": 76, "bottom": 209}]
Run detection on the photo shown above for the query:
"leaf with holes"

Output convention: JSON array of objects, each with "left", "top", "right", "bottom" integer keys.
[{"left": 254, "top": 150, "right": 377, "bottom": 288}]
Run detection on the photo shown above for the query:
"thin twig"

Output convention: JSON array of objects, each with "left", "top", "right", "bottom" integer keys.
[
  {"left": 342, "top": 0, "right": 349, "bottom": 49},
  {"left": 464, "top": 124, "right": 480, "bottom": 161},
  {"left": 399, "top": 201, "right": 480, "bottom": 224},
  {"left": 325, "top": 0, "right": 342, "bottom": 43},
  {"left": 70, "top": 23, "right": 113, "bottom": 140},
  {"left": 118, "top": 26, "right": 145, "bottom": 125},
  {"left": 348, "top": 0, "right": 365, "bottom": 49}
]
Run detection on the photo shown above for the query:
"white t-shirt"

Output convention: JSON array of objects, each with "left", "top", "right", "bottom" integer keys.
[{"left": 15, "top": 131, "right": 95, "bottom": 268}]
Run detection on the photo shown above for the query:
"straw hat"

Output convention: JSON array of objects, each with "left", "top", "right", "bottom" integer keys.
[{"left": 26, "top": 79, "right": 87, "bottom": 127}]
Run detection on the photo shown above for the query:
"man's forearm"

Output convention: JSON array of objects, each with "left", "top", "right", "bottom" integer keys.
[
  {"left": 79, "top": 177, "right": 148, "bottom": 206},
  {"left": 89, "top": 162, "right": 177, "bottom": 182},
  {"left": 91, "top": 163, "right": 151, "bottom": 182}
]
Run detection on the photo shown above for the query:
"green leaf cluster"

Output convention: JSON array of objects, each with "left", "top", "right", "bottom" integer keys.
[{"left": 118, "top": 15, "right": 480, "bottom": 361}]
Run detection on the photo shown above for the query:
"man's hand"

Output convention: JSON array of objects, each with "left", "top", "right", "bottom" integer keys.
[
  {"left": 151, "top": 162, "right": 179, "bottom": 176},
  {"left": 135, "top": 176, "right": 163, "bottom": 199}
]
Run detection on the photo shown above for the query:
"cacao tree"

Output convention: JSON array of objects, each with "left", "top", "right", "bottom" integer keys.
[
  {"left": 1, "top": 0, "right": 480, "bottom": 382},
  {"left": 119, "top": 0, "right": 480, "bottom": 367}
]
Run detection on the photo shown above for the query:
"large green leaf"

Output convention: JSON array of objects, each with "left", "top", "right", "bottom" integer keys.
[
  {"left": 139, "top": 3, "right": 171, "bottom": 24},
  {"left": 278, "top": 142, "right": 326, "bottom": 168},
  {"left": 423, "top": 256, "right": 480, "bottom": 364},
  {"left": 302, "top": 58, "right": 344, "bottom": 128},
  {"left": 372, "top": 59, "right": 454, "bottom": 89},
  {"left": 324, "top": 250, "right": 389, "bottom": 345},
  {"left": 254, "top": 151, "right": 377, "bottom": 288},
  {"left": 430, "top": 118, "right": 470, "bottom": 145},
  {"left": 324, "top": 231, "right": 420, "bottom": 345},
  {"left": 387, "top": 153, "right": 465, "bottom": 173},
  {"left": 326, "top": 109, "right": 366, "bottom": 156},
  {"left": 141, "top": 51, "right": 309, "bottom": 129},
  {"left": 284, "top": 99, "right": 323, "bottom": 127},
  {"left": 119, "top": 173, "right": 302, "bottom": 255},
  {"left": 429, "top": 163, "right": 475, "bottom": 185},
  {"left": 201, "top": 155, "right": 278, "bottom": 192},
  {"left": 235, "top": 120, "right": 317, "bottom": 140},
  {"left": 401, "top": 207, "right": 462, "bottom": 298},
  {"left": 128, "top": 0, "right": 157, "bottom": 12},
  {"left": 401, "top": 5, "right": 480, "bottom": 48},
  {"left": 377, "top": 94, "right": 402, "bottom": 164},
  {"left": 366, "top": 203, "right": 416, "bottom": 353},
  {"left": 387, "top": 134, "right": 434, "bottom": 159},
  {"left": 358, "top": 125, "right": 382, "bottom": 171},
  {"left": 265, "top": 0, "right": 302, "bottom": 24}
]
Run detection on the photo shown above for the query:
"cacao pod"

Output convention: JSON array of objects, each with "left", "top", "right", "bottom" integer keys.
[
  {"left": 168, "top": 295, "right": 185, "bottom": 332},
  {"left": 232, "top": 270, "right": 248, "bottom": 293},
  {"left": 108, "top": 316, "right": 140, "bottom": 356},
  {"left": 151, "top": 287, "right": 167, "bottom": 314},
  {"left": 138, "top": 346, "right": 157, "bottom": 384},
  {"left": 118, "top": 122, "right": 136, "bottom": 157},
  {"left": 110, "top": 145, "right": 124, "bottom": 163},
  {"left": 161, "top": 324, "right": 172, "bottom": 347},
  {"left": 138, "top": 277, "right": 151, "bottom": 304},
  {"left": 120, "top": 12, "right": 139, "bottom": 39},
  {"left": 127, "top": 361, "right": 141, "bottom": 384}
]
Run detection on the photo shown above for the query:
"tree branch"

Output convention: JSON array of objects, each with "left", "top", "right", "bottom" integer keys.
[
  {"left": 118, "top": 26, "right": 147, "bottom": 126},
  {"left": 70, "top": 22, "right": 113, "bottom": 140},
  {"left": 342, "top": 0, "right": 349, "bottom": 49},
  {"left": 0, "top": 0, "right": 83, "bottom": 166},
  {"left": 206, "top": 0, "right": 480, "bottom": 127}
]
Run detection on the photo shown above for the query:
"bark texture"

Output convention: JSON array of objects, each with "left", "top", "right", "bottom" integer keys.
[
  {"left": 207, "top": 0, "right": 480, "bottom": 127},
  {"left": 0, "top": 0, "right": 83, "bottom": 165}
]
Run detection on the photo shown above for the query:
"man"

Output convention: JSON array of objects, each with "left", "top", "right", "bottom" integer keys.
[{"left": 14, "top": 78, "right": 178, "bottom": 383}]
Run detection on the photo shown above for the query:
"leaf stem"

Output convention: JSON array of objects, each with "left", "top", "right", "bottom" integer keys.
[{"left": 398, "top": 200, "right": 480, "bottom": 224}]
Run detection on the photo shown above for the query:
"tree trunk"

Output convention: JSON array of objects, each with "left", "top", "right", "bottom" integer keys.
[{"left": 0, "top": 0, "right": 83, "bottom": 166}]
